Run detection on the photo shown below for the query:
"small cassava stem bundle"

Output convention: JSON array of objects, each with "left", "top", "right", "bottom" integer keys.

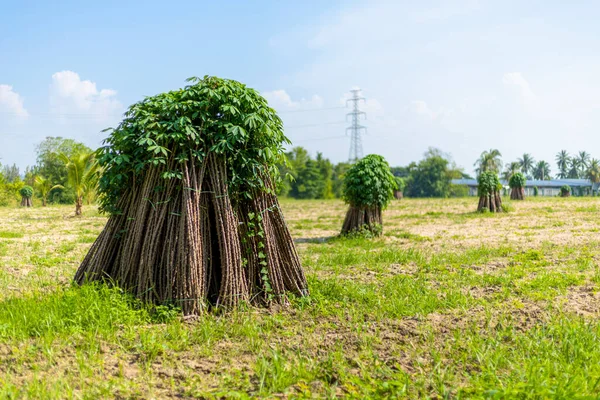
[
  {"left": 19, "top": 186, "right": 33, "bottom": 207},
  {"left": 393, "top": 176, "right": 405, "bottom": 200},
  {"left": 509, "top": 172, "right": 526, "bottom": 200},
  {"left": 74, "top": 76, "right": 308, "bottom": 315},
  {"left": 341, "top": 154, "right": 396, "bottom": 236},
  {"left": 477, "top": 171, "right": 503, "bottom": 212}
]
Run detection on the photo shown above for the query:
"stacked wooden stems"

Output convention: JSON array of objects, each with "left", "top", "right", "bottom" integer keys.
[{"left": 75, "top": 153, "right": 308, "bottom": 315}]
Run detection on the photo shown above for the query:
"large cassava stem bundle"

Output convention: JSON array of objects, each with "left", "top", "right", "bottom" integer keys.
[
  {"left": 477, "top": 190, "right": 503, "bottom": 212},
  {"left": 20, "top": 197, "right": 32, "bottom": 207},
  {"left": 340, "top": 155, "right": 395, "bottom": 236},
  {"left": 508, "top": 173, "right": 526, "bottom": 201},
  {"left": 477, "top": 171, "right": 503, "bottom": 212},
  {"left": 341, "top": 206, "right": 382, "bottom": 235},
  {"left": 510, "top": 187, "right": 524, "bottom": 200},
  {"left": 75, "top": 76, "right": 308, "bottom": 315},
  {"left": 20, "top": 186, "right": 33, "bottom": 207},
  {"left": 76, "top": 154, "right": 307, "bottom": 314}
]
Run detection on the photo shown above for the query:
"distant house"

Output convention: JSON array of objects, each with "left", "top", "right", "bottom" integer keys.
[{"left": 451, "top": 178, "right": 596, "bottom": 197}]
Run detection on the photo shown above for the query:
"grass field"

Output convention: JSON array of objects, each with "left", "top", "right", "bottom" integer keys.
[{"left": 1, "top": 197, "right": 600, "bottom": 398}]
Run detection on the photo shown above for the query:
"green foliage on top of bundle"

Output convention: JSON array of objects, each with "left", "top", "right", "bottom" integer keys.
[
  {"left": 477, "top": 171, "right": 501, "bottom": 196},
  {"left": 342, "top": 154, "right": 396, "bottom": 208},
  {"left": 394, "top": 176, "right": 406, "bottom": 192},
  {"left": 561, "top": 185, "right": 571, "bottom": 195},
  {"left": 97, "top": 76, "right": 289, "bottom": 214},
  {"left": 19, "top": 185, "right": 33, "bottom": 199},
  {"left": 509, "top": 172, "right": 526, "bottom": 189}
]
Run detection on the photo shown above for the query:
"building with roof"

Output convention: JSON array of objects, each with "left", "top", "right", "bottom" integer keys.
[{"left": 451, "top": 178, "right": 596, "bottom": 197}]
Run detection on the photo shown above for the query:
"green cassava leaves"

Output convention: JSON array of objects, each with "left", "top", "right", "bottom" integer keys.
[
  {"left": 97, "top": 76, "right": 289, "bottom": 214},
  {"left": 509, "top": 172, "right": 526, "bottom": 189},
  {"left": 342, "top": 155, "right": 396, "bottom": 209}
]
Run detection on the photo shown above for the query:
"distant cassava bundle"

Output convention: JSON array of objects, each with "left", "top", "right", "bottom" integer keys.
[
  {"left": 509, "top": 172, "right": 526, "bottom": 200},
  {"left": 341, "top": 154, "right": 396, "bottom": 236},
  {"left": 75, "top": 76, "right": 308, "bottom": 314},
  {"left": 19, "top": 186, "right": 33, "bottom": 207},
  {"left": 477, "top": 171, "right": 503, "bottom": 212}
]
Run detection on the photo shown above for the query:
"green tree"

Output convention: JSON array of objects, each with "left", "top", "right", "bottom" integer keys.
[
  {"left": 555, "top": 150, "right": 569, "bottom": 179},
  {"left": 533, "top": 160, "right": 551, "bottom": 180},
  {"left": 1, "top": 164, "right": 20, "bottom": 183},
  {"left": 586, "top": 159, "right": 600, "bottom": 192},
  {"left": 34, "top": 176, "right": 63, "bottom": 207},
  {"left": 290, "top": 158, "right": 325, "bottom": 199},
  {"left": 518, "top": 153, "right": 535, "bottom": 177},
  {"left": 35, "top": 137, "right": 92, "bottom": 204},
  {"left": 332, "top": 162, "right": 351, "bottom": 198},
  {"left": 474, "top": 149, "right": 502, "bottom": 175},
  {"left": 568, "top": 158, "right": 580, "bottom": 179},
  {"left": 577, "top": 151, "right": 591, "bottom": 176},
  {"left": 283, "top": 147, "right": 333, "bottom": 199},
  {"left": 315, "top": 152, "right": 334, "bottom": 199},
  {"left": 59, "top": 151, "right": 98, "bottom": 215},
  {"left": 502, "top": 161, "right": 521, "bottom": 181},
  {"left": 405, "top": 148, "right": 456, "bottom": 198}
]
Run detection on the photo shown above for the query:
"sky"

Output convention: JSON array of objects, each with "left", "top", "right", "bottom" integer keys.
[{"left": 2, "top": 0, "right": 600, "bottom": 176}]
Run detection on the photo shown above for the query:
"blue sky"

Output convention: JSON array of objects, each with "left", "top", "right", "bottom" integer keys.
[{"left": 2, "top": 0, "right": 600, "bottom": 175}]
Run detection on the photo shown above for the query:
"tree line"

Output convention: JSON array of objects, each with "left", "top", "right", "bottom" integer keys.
[
  {"left": 475, "top": 149, "right": 600, "bottom": 184},
  {"left": 277, "top": 146, "right": 470, "bottom": 199},
  {"left": 0, "top": 137, "right": 98, "bottom": 213},
  {"left": 4, "top": 142, "right": 600, "bottom": 205}
]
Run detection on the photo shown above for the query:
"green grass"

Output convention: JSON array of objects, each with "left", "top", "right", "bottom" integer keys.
[
  {"left": 1, "top": 198, "right": 600, "bottom": 398},
  {"left": 0, "top": 231, "right": 23, "bottom": 239}
]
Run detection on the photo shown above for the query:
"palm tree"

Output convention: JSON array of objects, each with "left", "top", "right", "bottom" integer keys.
[
  {"left": 59, "top": 151, "right": 98, "bottom": 215},
  {"left": 502, "top": 161, "right": 521, "bottom": 181},
  {"left": 474, "top": 149, "right": 502, "bottom": 176},
  {"left": 568, "top": 158, "right": 581, "bottom": 179},
  {"left": 518, "top": 153, "right": 535, "bottom": 178},
  {"left": 555, "top": 150, "right": 569, "bottom": 179},
  {"left": 33, "top": 176, "right": 63, "bottom": 206},
  {"left": 587, "top": 159, "right": 600, "bottom": 194},
  {"left": 577, "top": 151, "right": 591, "bottom": 176},
  {"left": 533, "top": 160, "right": 551, "bottom": 180}
]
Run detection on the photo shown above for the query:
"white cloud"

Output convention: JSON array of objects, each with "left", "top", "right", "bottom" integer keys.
[
  {"left": 0, "top": 85, "right": 28, "bottom": 117},
  {"left": 409, "top": 100, "right": 456, "bottom": 125},
  {"left": 410, "top": 100, "right": 436, "bottom": 119},
  {"left": 263, "top": 89, "right": 324, "bottom": 110},
  {"left": 502, "top": 72, "right": 537, "bottom": 104},
  {"left": 50, "top": 71, "right": 122, "bottom": 119}
]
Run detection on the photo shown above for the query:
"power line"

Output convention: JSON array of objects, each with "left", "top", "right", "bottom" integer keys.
[
  {"left": 0, "top": 106, "right": 347, "bottom": 118},
  {"left": 284, "top": 121, "right": 346, "bottom": 129},
  {"left": 278, "top": 106, "right": 346, "bottom": 114},
  {"left": 294, "top": 135, "right": 347, "bottom": 143},
  {"left": 346, "top": 89, "right": 366, "bottom": 162}
]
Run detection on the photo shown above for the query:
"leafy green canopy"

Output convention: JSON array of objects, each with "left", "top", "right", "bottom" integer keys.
[
  {"left": 477, "top": 171, "right": 501, "bottom": 196},
  {"left": 97, "top": 76, "right": 289, "bottom": 213},
  {"left": 19, "top": 186, "right": 33, "bottom": 199},
  {"left": 404, "top": 148, "right": 462, "bottom": 198},
  {"left": 561, "top": 185, "right": 571, "bottom": 194},
  {"left": 394, "top": 176, "right": 406, "bottom": 191},
  {"left": 509, "top": 172, "right": 526, "bottom": 189},
  {"left": 342, "top": 154, "right": 396, "bottom": 208}
]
